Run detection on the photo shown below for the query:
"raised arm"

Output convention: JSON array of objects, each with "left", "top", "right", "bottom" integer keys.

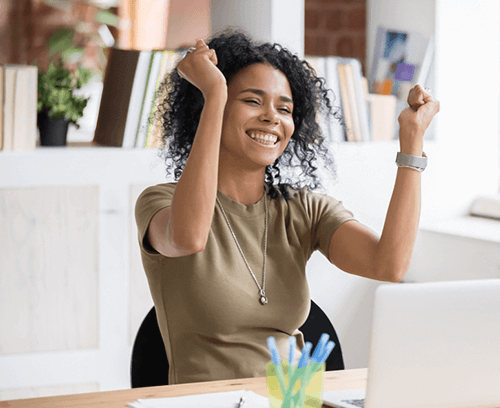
[
  {"left": 328, "top": 85, "right": 440, "bottom": 282},
  {"left": 148, "top": 39, "right": 227, "bottom": 257}
]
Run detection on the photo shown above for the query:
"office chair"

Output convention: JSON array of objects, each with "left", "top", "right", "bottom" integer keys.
[{"left": 130, "top": 300, "right": 344, "bottom": 388}]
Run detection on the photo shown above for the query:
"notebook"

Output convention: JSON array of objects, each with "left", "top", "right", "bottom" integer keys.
[
  {"left": 323, "top": 279, "right": 500, "bottom": 408},
  {"left": 127, "top": 389, "right": 269, "bottom": 408}
]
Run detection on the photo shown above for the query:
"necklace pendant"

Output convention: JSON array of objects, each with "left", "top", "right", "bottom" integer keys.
[{"left": 260, "top": 295, "right": 268, "bottom": 305}]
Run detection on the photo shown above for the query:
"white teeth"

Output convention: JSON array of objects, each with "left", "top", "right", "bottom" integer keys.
[{"left": 247, "top": 131, "right": 278, "bottom": 145}]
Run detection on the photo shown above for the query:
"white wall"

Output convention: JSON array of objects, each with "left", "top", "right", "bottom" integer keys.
[
  {"left": 210, "top": 0, "right": 305, "bottom": 57},
  {"left": 424, "top": 0, "right": 500, "bottom": 219}
]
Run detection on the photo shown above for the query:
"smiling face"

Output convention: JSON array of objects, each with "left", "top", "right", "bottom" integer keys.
[{"left": 219, "top": 63, "right": 295, "bottom": 170}]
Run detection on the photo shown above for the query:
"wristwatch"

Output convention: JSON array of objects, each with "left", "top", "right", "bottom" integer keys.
[{"left": 395, "top": 152, "right": 427, "bottom": 172}]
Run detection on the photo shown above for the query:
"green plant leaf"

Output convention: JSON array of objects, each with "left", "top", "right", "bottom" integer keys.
[
  {"left": 76, "top": 67, "right": 94, "bottom": 85},
  {"left": 43, "top": 0, "right": 72, "bottom": 12},
  {"left": 49, "top": 28, "right": 73, "bottom": 56},
  {"left": 37, "top": 60, "right": 90, "bottom": 125},
  {"left": 96, "top": 10, "right": 120, "bottom": 27},
  {"left": 62, "top": 47, "right": 84, "bottom": 63}
]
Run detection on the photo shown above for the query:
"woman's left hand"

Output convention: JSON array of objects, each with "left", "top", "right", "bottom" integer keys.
[{"left": 397, "top": 85, "right": 440, "bottom": 153}]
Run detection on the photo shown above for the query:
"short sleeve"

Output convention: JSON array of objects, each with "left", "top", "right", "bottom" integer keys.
[
  {"left": 301, "top": 189, "right": 356, "bottom": 259},
  {"left": 135, "top": 183, "right": 177, "bottom": 255}
]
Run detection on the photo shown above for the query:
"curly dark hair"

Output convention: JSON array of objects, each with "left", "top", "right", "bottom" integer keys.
[{"left": 155, "top": 30, "right": 342, "bottom": 200}]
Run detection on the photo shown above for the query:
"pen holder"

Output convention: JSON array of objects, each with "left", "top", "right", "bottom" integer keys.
[{"left": 266, "top": 360, "right": 325, "bottom": 408}]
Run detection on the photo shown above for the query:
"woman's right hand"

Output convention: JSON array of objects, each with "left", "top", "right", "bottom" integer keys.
[{"left": 177, "top": 39, "right": 227, "bottom": 98}]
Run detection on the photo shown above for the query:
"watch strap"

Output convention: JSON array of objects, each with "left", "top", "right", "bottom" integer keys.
[{"left": 396, "top": 152, "right": 427, "bottom": 172}]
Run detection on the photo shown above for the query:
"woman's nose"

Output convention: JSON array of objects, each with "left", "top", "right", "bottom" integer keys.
[{"left": 259, "top": 107, "right": 279, "bottom": 124}]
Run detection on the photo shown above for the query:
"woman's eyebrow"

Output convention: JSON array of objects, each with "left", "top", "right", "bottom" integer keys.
[{"left": 240, "top": 88, "right": 293, "bottom": 104}]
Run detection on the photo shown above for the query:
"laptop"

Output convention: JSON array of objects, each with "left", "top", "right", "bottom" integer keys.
[{"left": 322, "top": 279, "right": 500, "bottom": 408}]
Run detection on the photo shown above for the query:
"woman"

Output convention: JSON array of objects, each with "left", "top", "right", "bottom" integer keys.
[{"left": 135, "top": 31, "right": 439, "bottom": 385}]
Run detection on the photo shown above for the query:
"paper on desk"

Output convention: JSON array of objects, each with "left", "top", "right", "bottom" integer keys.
[{"left": 127, "top": 389, "right": 270, "bottom": 408}]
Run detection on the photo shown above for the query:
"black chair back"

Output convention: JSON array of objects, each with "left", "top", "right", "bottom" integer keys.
[
  {"left": 131, "top": 300, "right": 344, "bottom": 388},
  {"left": 130, "top": 307, "right": 169, "bottom": 388}
]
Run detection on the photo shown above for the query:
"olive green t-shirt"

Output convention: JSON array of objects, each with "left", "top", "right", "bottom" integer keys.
[{"left": 135, "top": 183, "right": 355, "bottom": 385}]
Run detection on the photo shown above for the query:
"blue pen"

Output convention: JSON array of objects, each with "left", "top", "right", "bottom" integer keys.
[
  {"left": 286, "top": 341, "right": 312, "bottom": 393},
  {"left": 288, "top": 336, "right": 296, "bottom": 366},
  {"left": 310, "top": 333, "right": 330, "bottom": 363},
  {"left": 267, "top": 336, "right": 281, "bottom": 366},
  {"left": 266, "top": 337, "right": 287, "bottom": 396},
  {"left": 288, "top": 336, "right": 296, "bottom": 387},
  {"left": 298, "top": 342, "right": 312, "bottom": 367},
  {"left": 319, "top": 340, "right": 335, "bottom": 364},
  {"left": 283, "top": 342, "right": 312, "bottom": 406}
]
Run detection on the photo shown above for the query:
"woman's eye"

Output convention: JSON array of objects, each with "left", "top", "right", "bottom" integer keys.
[
  {"left": 279, "top": 107, "right": 292, "bottom": 114},
  {"left": 245, "top": 100, "right": 259, "bottom": 105}
]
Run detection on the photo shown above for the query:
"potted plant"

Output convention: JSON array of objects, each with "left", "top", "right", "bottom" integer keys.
[{"left": 37, "top": 61, "right": 93, "bottom": 146}]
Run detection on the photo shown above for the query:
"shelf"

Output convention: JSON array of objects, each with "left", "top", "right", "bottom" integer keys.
[
  {"left": 0, "top": 144, "right": 167, "bottom": 188},
  {"left": 420, "top": 215, "right": 500, "bottom": 245}
]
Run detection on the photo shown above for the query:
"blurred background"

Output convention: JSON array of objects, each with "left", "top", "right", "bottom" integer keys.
[{"left": 0, "top": 0, "right": 499, "bottom": 401}]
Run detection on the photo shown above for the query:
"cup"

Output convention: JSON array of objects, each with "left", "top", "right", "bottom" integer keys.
[{"left": 266, "top": 360, "right": 325, "bottom": 408}]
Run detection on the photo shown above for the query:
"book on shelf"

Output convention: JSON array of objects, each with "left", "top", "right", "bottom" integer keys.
[
  {"left": 144, "top": 50, "right": 178, "bottom": 148},
  {"left": 344, "top": 62, "right": 364, "bottom": 142},
  {"left": 337, "top": 63, "right": 356, "bottom": 142},
  {"left": 0, "top": 66, "right": 3, "bottom": 150},
  {"left": 93, "top": 48, "right": 181, "bottom": 148},
  {"left": 365, "top": 93, "right": 397, "bottom": 141},
  {"left": 93, "top": 48, "right": 149, "bottom": 147},
  {"left": 370, "top": 26, "right": 435, "bottom": 140},
  {"left": 349, "top": 59, "right": 371, "bottom": 142},
  {"left": 305, "top": 57, "right": 335, "bottom": 143},
  {"left": 0, "top": 64, "right": 38, "bottom": 152},
  {"left": 370, "top": 26, "right": 434, "bottom": 97},
  {"left": 304, "top": 56, "right": 370, "bottom": 143},
  {"left": 324, "top": 57, "right": 346, "bottom": 144},
  {"left": 135, "top": 50, "right": 164, "bottom": 148}
]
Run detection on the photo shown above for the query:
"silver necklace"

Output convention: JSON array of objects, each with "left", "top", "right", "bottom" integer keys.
[{"left": 216, "top": 192, "right": 268, "bottom": 305}]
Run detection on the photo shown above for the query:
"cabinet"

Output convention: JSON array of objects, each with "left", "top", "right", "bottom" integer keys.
[{"left": 0, "top": 146, "right": 167, "bottom": 398}]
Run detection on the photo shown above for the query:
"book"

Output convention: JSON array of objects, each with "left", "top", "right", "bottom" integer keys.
[
  {"left": 94, "top": 48, "right": 140, "bottom": 147},
  {"left": 12, "top": 69, "right": 30, "bottom": 151},
  {"left": 145, "top": 50, "right": 179, "bottom": 148},
  {"left": 337, "top": 64, "right": 355, "bottom": 142},
  {"left": 343, "top": 63, "right": 363, "bottom": 141},
  {"left": 304, "top": 56, "right": 332, "bottom": 143},
  {"left": 415, "top": 35, "right": 435, "bottom": 87},
  {"left": 3, "top": 67, "right": 16, "bottom": 151},
  {"left": 365, "top": 93, "right": 397, "bottom": 141},
  {"left": 26, "top": 65, "right": 39, "bottom": 151},
  {"left": 349, "top": 59, "right": 371, "bottom": 142},
  {"left": 93, "top": 48, "right": 152, "bottom": 147},
  {"left": 304, "top": 55, "right": 325, "bottom": 80},
  {"left": 9, "top": 65, "right": 38, "bottom": 152},
  {"left": 312, "top": 56, "right": 370, "bottom": 143},
  {"left": 324, "top": 57, "right": 347, "bottom": 143},
  {"left": 122, "top": 50, "right": 152, "bottom": 148},
  {"left": 135, "top": 50, "right": 164, "bottom": 148},
  {"left": 370, "top": 26, "right": 433, "bottom": 97},
  {"left": 0, "top": 65, "right": 3, "bottom": 150}
]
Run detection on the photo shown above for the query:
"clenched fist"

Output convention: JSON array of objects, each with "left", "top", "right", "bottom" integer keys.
[
  {"left": 176, "top": 39, "right": 227, "bottom": 99},
  {"left": 397, "top": 85, "right": 440, "bottom": 154}
]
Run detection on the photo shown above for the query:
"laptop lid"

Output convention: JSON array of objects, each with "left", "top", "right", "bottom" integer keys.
[{"left": 365, "top": 279, "right": 500, "bottom": 408}]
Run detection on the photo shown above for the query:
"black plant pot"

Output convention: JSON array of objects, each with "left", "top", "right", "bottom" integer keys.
[{"left": 38, "top": 112, "right": 71, "bottom": 147}]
